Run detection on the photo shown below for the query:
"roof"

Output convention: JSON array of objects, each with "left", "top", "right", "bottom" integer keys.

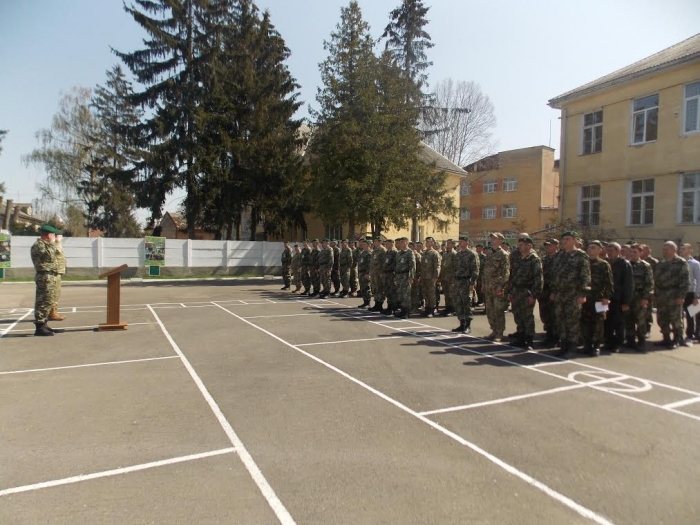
[
  {"left": 163, "top": 211, "right": 186, "bottom": 230},
  {"left": 549, "top": 33, "right": 700, "bottom": 108},
  {"left": 418, "top": 142, "right": 467, "bottom": 176},
  {"left": 462, "top": 145, "right": 555, "bottom": 173}
]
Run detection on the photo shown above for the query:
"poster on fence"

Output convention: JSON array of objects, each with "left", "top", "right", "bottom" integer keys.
[
  {"left": 0, "top": 233, "right": 10, "bottom": 268},
  {"left": 144, "top": 236, "right": 166, "bottom": 266}
]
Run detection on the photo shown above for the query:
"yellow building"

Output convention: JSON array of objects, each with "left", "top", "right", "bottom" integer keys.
[
  {"left": 459, "top": 146, "right": 559, "bottom": 243},
  {"left": 549, "top": 33, "right": 700, "bottom": 251}
]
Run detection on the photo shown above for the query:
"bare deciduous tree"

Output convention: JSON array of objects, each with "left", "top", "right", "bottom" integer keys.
[{"left": 420, "top": 78, "right": 497, "bottom": 166}]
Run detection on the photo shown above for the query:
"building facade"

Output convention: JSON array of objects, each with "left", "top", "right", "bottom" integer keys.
[
  {"left": 459, "top": 146, "right": 559, "bottom": 243},
  {"left": 549, "top": 33, "right": 700, "bottom": 251}
]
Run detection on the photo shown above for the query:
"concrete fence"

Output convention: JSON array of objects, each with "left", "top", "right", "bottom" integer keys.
[{"left": 5, "top": 237, "right": 285, "bottom": 279}]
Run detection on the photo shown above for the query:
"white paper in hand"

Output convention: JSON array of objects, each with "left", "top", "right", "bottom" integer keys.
[
  {"left": 595, "top": 302, "right": 609, "bottom": 313},
  {"left": 687, "top": 302, "right": 700, "bottom": 318}
]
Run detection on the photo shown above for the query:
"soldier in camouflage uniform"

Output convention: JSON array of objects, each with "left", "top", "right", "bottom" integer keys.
[
  {"left": 581, "top": 241, "right": 613, "bottom": 356},
  {"left": 30, "top": 225, "right": 61, "bottom": 336},
  {"left": 506, "top": 237, "right": 542, "bottom": 349},
  {"left": 625, "top": 243, "right": 654, "bottom": 352},
  {"left": 309, "top": 239, "right": 321, "bottom": 297},
  {"left": 369, "top": 237, "right": 387, "bottom": 311},
  {"left": 357, "top": 239, "right": 373, "bottom": 307},
  {"left": 290, "top": 244, "right": 302, "bottom": 292},
  {"left": 382, "top": 239, "right": 398, "bottom": 315},
  {"left": 551, "top": 231, "right": 591, "bottom": 358},
  {"left": 640, "top": 244, "right": 658, "bottom": 336},
  {"left": 439, "top": 239, "right": 456, "bottom": 316},
  {"left": 482, "top": 232, "right": 510, "bottom": 341},
  {"left": 654, "top": 241, "right": 690, "bottom": 348},
  {"left": 420, "top": 237, "right": 441, "bottom": 318},
  {"left": 330, "top": 240, "right": 341, "bottom": 296},
  {"left": 300, "top": 240, "right": 311, "bottom": 294},
  {"left": 338, "top": 239, "right": 353, "bottom": 297},
  {"left": 49, "top": 232, "right": 67, "bottom": 322},
  {"left": 280, "top": 241, "right": 293, "bottom": 290},
  {"left": 349, "top": 241, "right": 359, "bottom": 297},
  {"left": 452, "top": 235, "right": 479, "bottom": 334},
  {"left": 318, "top": 239, "right": 334, "bottom": 298},
  {"left": 394, "top": 238, "right": 416, "bottom": 318},
  {"left": 539, "top": 238, "right": 559, "bottom": 346},
  {"left": 475, "top": 244, "right": 486, "bottom": 307},
  {"left": 411, "top": 242, "right": 422, "bottom": 313}
]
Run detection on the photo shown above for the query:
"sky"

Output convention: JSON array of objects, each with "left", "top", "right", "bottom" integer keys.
[{"left": 0, "top": 0, "right": 698, "bottom": 222}]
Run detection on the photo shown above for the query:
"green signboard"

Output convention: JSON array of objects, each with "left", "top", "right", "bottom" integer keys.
[{"left": 144, "top": 236, "right": 166, "bottom": 266}]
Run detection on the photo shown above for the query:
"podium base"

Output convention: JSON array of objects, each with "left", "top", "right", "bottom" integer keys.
[{"left": 98, "top": 323, "right": 128, "bottom": 331}]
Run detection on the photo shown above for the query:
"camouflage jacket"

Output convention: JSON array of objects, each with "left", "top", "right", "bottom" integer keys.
[
  {"left": 654, "top": 256, "right": 689, "bottom": 299},
  {"left": 300, "top": 246, "right": 311, "bottom": 266},
  {"left": 55, "top": 240, "right": 66, "bottom": 274},
  {"left": 455, "top": 249, "right": 479, "bottom": 287},
  {"left": 332, "top": 246, "right": 340, "bottom": 271},
  {"left": 477, "top": 252, "right": 486, "bottom": 279},
  {"left": 587, "top": 257, "right": 613, "bottom": 301},
  {"left": 358, "top": 249, "right": 372, "bottom": 275},
  {"left": 383, "top": 248, "right": 398, "bottom": 273},
  {"left": 551, "top": 249, "right": 591, "bottom": 297},
  {"left": 319, "top": 246, "right": 334, "bottom": 268},
  {"left": 413, "top": 251, "right": 422, "bottom": 277},
  {"left": 351, "top": 247, "right": 359, "bottom": 268},
  {"left": 541, "top": 253, "right": 557, "bottom": 295},
  {"left": 440, "top": 249, "right": 456, "bottom": 279},
  {"left": 630, "top": 259, "right": 654, "bottom": 300},
  {"left": 508, "top": 251, "right": 542, "bottom": 296},
  {"left": 642, "top": 255, "right": 658, "bottom": 273},
  {"left": 310, "top": 247, "right": 320, "bottom": 269},
  {"left": 370, "top": 246, "right": 387, "bottom": 276},
  {"left": 291, "top": 251, "right": 302, "bottom": 271},
  {"left": 339, "top": 246, "right": 353, "bottom": 269},
  {"left": 420, "top": 248, "right": 441, "bottom": 280},
  {"left": 396, "top": 249, "right": 416, "bottom": 279},
  {"left": 483, "top": 247, "right": 510, "bottom": 291},
  {"left": 281, "top": 247, "right": 293, "bottom": 265},
  {"left": 31, "top": 239, "right": 58, "bottom": 273}
]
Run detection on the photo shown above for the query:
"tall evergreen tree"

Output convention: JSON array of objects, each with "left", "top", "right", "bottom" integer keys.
[{"left": 0, "top": 129, "right": 7, "bottom": 155}]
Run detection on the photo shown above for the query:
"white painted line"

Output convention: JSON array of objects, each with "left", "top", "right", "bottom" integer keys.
[
  {"left": 0, "top": 355, "right": 179, "bottom": 375},
  {"left": 10, "top": 308, "right": 17, "bottom": 314},
  {"left": 526, "top": 360, "right": 570, "bottom": 368},
  {"left": 9, "top": 321, "right": 156, "bottom": 334},
  {"left": 215, "top": 303, "right": 615, "bottom": 525},
  {"left": 72, "top": 307, "right": 77, "bottom": 313},
  {"left": 239, "top": 300, "right": 249, "bottom": 305},
  {"left": 663, "top": 396, "right": 700, "bottom": 410},
  {"left": 419, "top": 377, "right": 624, "bottom": 416},
  {"left": 0, "top": 448, "right": 236, "bottom": 497},
  {"left": 180, "top": 303, "right": 187, "bottom": 308},
  {"left": 147, "top": 305, "right": 295, "bottom": 525},
  {"left": 243, "top": 313, "right": 321, "bottom": 320},
  {"left": 0, "top": 309, "right": 33, "bottom": 339},
  {"left": 296, "top": 336, "right": 403, "bottom": 347}
]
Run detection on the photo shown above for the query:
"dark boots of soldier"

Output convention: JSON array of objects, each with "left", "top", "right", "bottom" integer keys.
[
  {"left": 544, "top": 328, "right": 558, "bottom": 347},
  {"left": 358, "top": 300, "right": 370, "bottom": 308},
  {"left": 624, "top": 337, "right": 637, "bottom": 351},
  {"left": 425, "top": 308, "right": 434, "bottom": 318},
  {"left": 339, "top": 290, "right": 348, "bottom": 298},
  {"left": 396, "top": 309, "right": 408, "bottom": 319},
  {"left": 381, "top": 304, "right": 394, "bottom": 315},
  {"left": 655, "top": 334, "right": 672, "bottom": 347},
  {"left": 370, "top": 302, "right": 383, "bottom": 312},
  {"left": 34, "top": 322, "right": 54, "bottom": 337},
  {"left": 636, "top": 337, "right": 647, "bottom": 353},
  {"left": 555, "top": 341, "right": 571, "bottom": 358},
  {"left": 452, "top": 320, "right": 465, "bottom": 332}
]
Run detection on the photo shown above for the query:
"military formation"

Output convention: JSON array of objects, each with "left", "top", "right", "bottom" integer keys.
[
  {"left": 30, "top": 224, "right": 68, "bottom": 337},
  {"left": 281, "top": 231, "right": 696, "bottom": 357}
]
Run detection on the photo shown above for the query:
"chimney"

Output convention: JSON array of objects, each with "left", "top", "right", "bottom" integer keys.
[{"left": 3, "top": 199, "right": 13, "bottom": 230}]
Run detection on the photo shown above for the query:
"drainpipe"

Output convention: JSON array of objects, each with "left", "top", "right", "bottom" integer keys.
[{"left": 558, "top": 109, "right": 567, "bottom": 222}]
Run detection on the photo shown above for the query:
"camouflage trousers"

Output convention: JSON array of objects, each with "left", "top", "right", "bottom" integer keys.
[
  {"left": 292, "top": 267, "right": 302, "bottom": 289},
  {"left": 538, "top": 292, "right": 555, "bottom": 332},
  {"left": 453, "top": 279, "right": 473, "bottom": 322},
  {"left": 421, "top": 279, "right": 436, "bottom": 309},
  {"left": 350, "top": 267, "right": 358, "bottom": 292},
  {"left": 554, "top": 296, "right": 583, "bottom": 344},
  {"left": 311, "top": 268, "right": 320, "bottom": 292},
  {"left": 301, "top": 265, "right": 311, "bottom": 291},
  {"left": 35, "top": 273, "right": 58, "bottom": 324},
  {"left": 625, "top": 297, "right": 648, "bottom": 341},
  {"left": 382, "top": 272, "right": 397, "bottom": 307},
  {"left": 475, "top": 276, "right": 484, "bottom": 305},
  {"left": 371, "top": 273, "right": 385, "bottom": 304},
  {"left": 54, "top": 274, "right": 63, "bottom": 307},
  {"left": 442, "top": 279, "right": 454, "bottom": 308},
  {"left": 511, "top": 289, "right": 535, "bottom": 337},
  {"left": 340, "top": 266, "right": 351, "bottom": 292},
  {"left": 411, "top": 280, "right": 422, "bottom": 311},
  {"left": 396, "top": 273, "right": 412, "bottom": 310},
  {"left": 359, "top": 273, "right": 372, "bottom": 302},
  {"left": 485, "top": 291, "right": 508, "bottom": 335},
  {"left": 581, "top": 300, "right": 605, "bottom": 345},
  {"left": 320, "top": 267, "right": 332, "bottom": 293},
  {"left": 656, "top": 294, "right": 683, "bottom": 338},
  {"left": 331, "top": 269, "right": 340, "bottom": 292},
  {"left": 282, "top": 263, "right": 291, "bottom": 287}
]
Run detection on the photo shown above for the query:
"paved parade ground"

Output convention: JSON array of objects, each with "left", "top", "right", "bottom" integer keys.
[{"left": 1, "top": 279, "right": 699, "bottom": 525}]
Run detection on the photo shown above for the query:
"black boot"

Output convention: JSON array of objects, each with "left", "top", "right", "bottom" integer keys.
[
  {"left": 358, "top": 300, "right": 370, "bottom": 308},
  {"left": 425, "top": 308, "right": 434, "bottom": 319},
  {"left": 339, "top": 290, "right": 348, "bottom": 298},
  {"left": 462, "top": 319, "right": 472, "bottom": 334},
  {"left": 555, "top": 342, "right": 570, "bottom": 358},
  {"left": 452, "top": 320, "right": 465, "bottom": 333},
  {"left": 624, "top": 338, "right": 638, "bottom": 351},
  {"left": 654, "top": 335, "right": 671, "bottom": 347},
  {"left": 34, "top": 322, "right": 54, "bottom": 337},
  {"left": 636, "top": 338, "right": 647, "bottom": 354}
]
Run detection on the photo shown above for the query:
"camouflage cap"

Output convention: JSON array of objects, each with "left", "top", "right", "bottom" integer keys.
[
  {"left": 341, "top": 238, "right": 349, "bottom": 242},
  {"left": 322, "top": 238, "right": 330, "bottom": 243},
  {"left": 385, "top": 238, "right": 394, "bottom": 243},
  {"left": 489, "top": 232, "right": 505, "bottom": 240},
  {"left": 475, "top": 243, "right": 484, "bottom": 248},
  {"left": 425, "top": 236, "right": 435, "bottom": 242},
  {"left": 293, "top": 243, "right": 299, "bottom": 247},
  {"left": 587, "top": 240, "right": 603, "bottom": 248},
  {"left": 311, "top": 238, "right": 319, "bottom": 242},
  {"left": 373, "top": 236, "right": 383, "bottom": 241},
  {"left": 543, "top": 238, "right": 559, "bottom": 246},
  {"left": 521, "top": 237, "right": 534, "bottom": 244},
  {"left": 458, "top": 234, "right": 470, "bottom": 241},
  {"left": 416, "top": 241, "right": 424, "bottom": 246}
]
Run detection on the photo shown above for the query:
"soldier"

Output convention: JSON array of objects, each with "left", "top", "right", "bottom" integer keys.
[
  {"left": 30, "top": 225, "right": 60, "bottom": 336},
  {"left": 280, "top": 241, "right": 293, "bottom": 291},
  {"left": 474, "top": 243, "right": 486, "bottom": 306},
  {"left": 506, "top": 236, "right": 542, "bottom": 349},
  {"left": 382, "top": 239, "right": 398, "bottom": 315},
  {"left": 604, "top": 242, "right": 633, "bottom": 352},
  {"left": 581, "top": 241, "right": 613, "bottom": 356},
  {"left": 328, "top": 239, "right": 340, "bottom": 296},
  {"left": 654, "top": 241, "right": 690, "bottom": 348},
  {"left": 539, "top": 238, "right": 559, "bottom": 346},
  {"left": 50, "top": 231, "right": 67, "bottom": 322},
  {"left": 309, "top": 239, "right": 321, "bottom": 297},
  {"left": 349, "top": 240, "right": 359, "bottom": 297},
  {"left": 625, "top": 243, "right": 654, "bottom": 352},
  {"left": 551, "top": 231, "right": 591, "bottom": 358},
  {"left": 640, "top": 244, "right": 658, "bottom": 336},
  {"left": 318, "top": 238, "right": 334, "bottom": 298},
  {"left": 290, "top": 243, "right": 302, "bottom": 293},
  {"left": 357, "top": 239, "right": 373, "bottom": 308},
  {"left": 300, "top": 240, "right": 311, "bottom": 294},
  {"left": 482, "top": 232, "right": 510, "bottom": 341},
  {"left": 336, "top": 239, "right": 353, "bottom": 297},
  {"left": 679, "top": 243, "right": 700, "bottom": 344},
  {"left": 439, "top": 239, "right": 456, "bottom": 316},
  {"left": 420, "top": 237, "right": 441, "bottom": 318},
  {"left": 410, "top": 241, "right": 422, "bottom": 313},
  {"left": 452, "top": 234, "right": 479, "bottom": 334},
  {"left": 394, "top": 238, "right": 416, "bottom": 318},
  {"left": 369, "top": 237, "right": 387, "bottom": 311}
]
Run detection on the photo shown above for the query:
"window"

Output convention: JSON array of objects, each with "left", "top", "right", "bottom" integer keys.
[
  {"left": 684, "top": 81, "right": 700, "bottom": 134},
  {"left": 460, "top": 181, "right": 472, "bottom": 195},
  {"left": 632, "top": 94, "right": 658, "bottom": 144},
  {"left": 460, "top": 208, "right": 471, "bottom": 221},
  {"left": 324, "top": 225, "right": 342, "bottom": 239},
  {"left": 582, "top": 110, "right": 603, "bottom": 154},
  {"left": 483, "top": 179, "right": 497, "bottom": 193},
  {"left": 502, "top": 204, "right": 517, "bottom": 218},
  {"left": 580, "top": 185, "right": 600, "bottom": 226},
  {"left": 629, "top": 179, "right": 654, "bottom": 225},
  {"left": 503, "top": 177, "right": 518, "bottom": 192},
  {"left": 482, "top": 206, "right": 497, "bottom": 219},
  {"left": 680, "top": 173, "right": 700, "bottom": 224}
]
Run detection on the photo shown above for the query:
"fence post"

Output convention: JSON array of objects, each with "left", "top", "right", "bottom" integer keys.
[
  {"left": 224, "top": 240, "right": 229, "bottom": 268},
  {"left": 185, "top": 239, "right": 192, "bottom": 268},
  {"left": 95, "top": 237, "right": 104, "bottom": 269}
]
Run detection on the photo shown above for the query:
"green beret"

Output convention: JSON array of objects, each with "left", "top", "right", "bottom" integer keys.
[
  {"left": 311, "top": 238, "right": 319, "bottom": 242},
  {"left": 341, "top": 238, "right": 349, "bottom": 242},
  {"left": 322, "top": 238, "right": 330, "bottom": 242},
  {"left": 587, "top": 240, "right": 602, "bottom": 248},
  {"left": 560, "top": 230, "right": 579, "bottom": 239},
  {"left": 522, "top": 237, "right": 534, "bottom": 244},
  {"left": 39, "top": 224, "right": 58, "bottom": 234},
  {"left": 425, "top": 236, "right": 435, "bottom": 241},
  {"left": 374, "top": 236, "right": 382, "bottom": 241},
  {"left": 416, "top": 241, "right": 423, "bottom": 246},
  {"left": 458, "top": 234, "right": 470, "bottom": 241},
  {"left": 293, "top": 244, "right": 299, "bottom": 247},
  {"left": 385, "top": 239, "right": 394, "bottom": 243},
  {"left": 447, "top": 238, "right": 455, "bottom": 243},
  {"left": 475, "top": 243, "right": 484, "bottom": 247}
]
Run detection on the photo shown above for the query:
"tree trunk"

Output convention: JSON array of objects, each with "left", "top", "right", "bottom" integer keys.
[
  {"left": 225, "top": 218, "right": 234, "bottom": 241},
  {"left": 249, "top": 206, "right": 257, "bottom": 241},
  {"left": 348, "top": 213, "right": 355, "bottom": 240},
  {"left": 411, "top": 215, "right": 418, "bottom": 241}
]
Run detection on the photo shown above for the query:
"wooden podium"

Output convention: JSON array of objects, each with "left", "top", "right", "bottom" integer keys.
[{"left": 98, "top": 264, "right": 128, "bottom": 331}]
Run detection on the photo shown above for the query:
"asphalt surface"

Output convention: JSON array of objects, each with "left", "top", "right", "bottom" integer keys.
[{"left": 1, "top": 279, "right": 699, "bottom": 524}]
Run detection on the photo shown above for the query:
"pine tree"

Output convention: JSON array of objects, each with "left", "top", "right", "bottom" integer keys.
[{"left": 0, "top": 129, "right": 7, "bottom": 155}]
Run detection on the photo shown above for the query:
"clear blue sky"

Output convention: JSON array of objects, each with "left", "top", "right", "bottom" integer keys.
[{"left": 1, "top": 0, "right": 698, "bottom": 218}]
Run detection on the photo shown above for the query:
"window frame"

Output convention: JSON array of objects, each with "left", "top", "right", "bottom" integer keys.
[
  {"left": 502, "top": 177, "right": 518, "bottom": 192},
  {"left": 482, "top": 206, "right": 497, "bottom": 220},
  {"left": 460, "top": 181, "right": 472, "bottom": 195},
  {"left": 579, "top": 184, "right": 601, "bottom": 226},
  {"left": 460, "top": 207, "right": 471, "bottom": 221},
  {"left": 678, "top": 172, "right": 700, "bottom": 225},
  {"left": 627, "top": 178, "right": 655, "bottom": 226},
  {"left": 483, "top": 179, "right": 497, "bottom": 194},
  {"left": 630, "top": 93, "right": 659, "bottom": 145},
  {"left": 581, "top": 110, "right": 603, "bottom": 155},
  {"left": 501, "top": 204, "right": 517, "bottom": 218},
  {"left": 683, "top": 80, "right": 700, "bottom": 135},
  {"left": 324, "top": 225, "right": 342, "bottom": 239}
]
